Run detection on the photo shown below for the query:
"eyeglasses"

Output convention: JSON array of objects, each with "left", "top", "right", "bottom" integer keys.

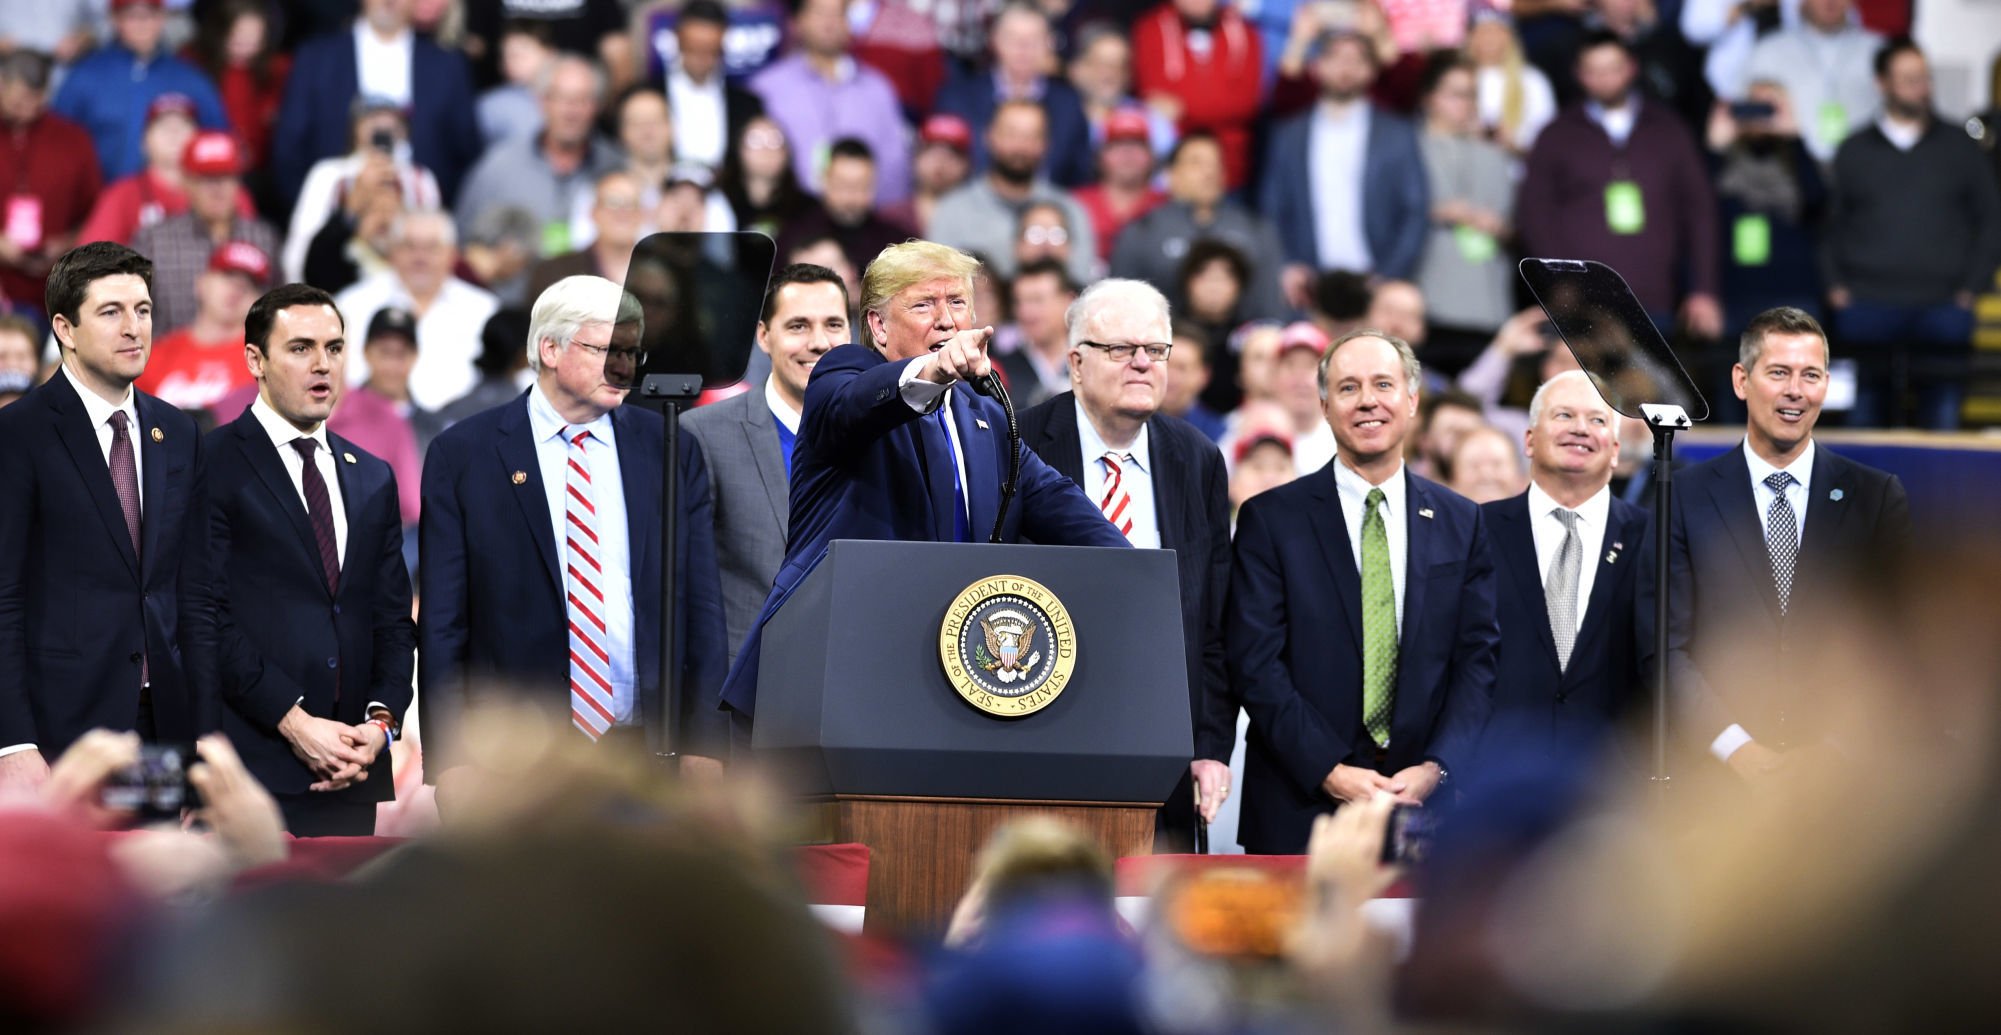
[
  {"left": 567, "top": 336, "right": 649, "bottom": 366},
  {"left": 743, "top": 129, "right": 786, "bottom": 151},
  {"left": 1021, "top": 225, "right": 1069, "bottom": 247},
  {"left": 1078, "top": 340, "right": 1171, "bottom": 363}
]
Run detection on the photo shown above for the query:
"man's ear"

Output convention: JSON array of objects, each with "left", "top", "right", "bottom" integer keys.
[{"left": 865, "top": 308, "right": 887, "bottom": 349}]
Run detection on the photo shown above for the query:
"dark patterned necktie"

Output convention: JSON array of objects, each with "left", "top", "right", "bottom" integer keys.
[
  {"left": 1764, "top": 471, "right": 1797, "bottom": 616},
  {"left": 293, "top": 439, "right": 339, "bottom": 594}
]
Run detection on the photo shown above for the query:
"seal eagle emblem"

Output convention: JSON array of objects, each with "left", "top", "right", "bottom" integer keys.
[{"left": 940, "top": 575, "right": 1076, "bottom": 717}]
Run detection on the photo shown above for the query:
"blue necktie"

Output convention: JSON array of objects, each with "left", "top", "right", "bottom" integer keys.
[{"left": 931, "top": 407, "right": 970, "bottom": 542}]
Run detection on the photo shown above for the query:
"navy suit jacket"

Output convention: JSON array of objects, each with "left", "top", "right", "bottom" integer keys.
[
  {"left": 1227, "top": 464, "right": 1499, "bottom": 854},
  {"left": 1258, "top": 107, "right": 1430, "bottom": 279},
  {"left": 1667, "top": 443, "right": 1910, "bottom": 755},
  {"left": 273, "top": 29, "right": 481, "bottom": 206},
  {"left": 418, "top": 391, "right": 728, "bottom": 765},
  {"left": 0, "top": 373, "right": 205, "bottom": 756},
  {"left": 187, "top": 411, "right": 414, "bottom": 800},
  {"left": 934, "top": 72, "right": 1096, "bottom": 188},
  {"left": 718, "top": 345, "right": 1129, "bottom": 719},
  {"left": 1018, "top": 392, "right": 1235, "bottom": 762},
  {"left": 1479, "top": 490, "right": 1653, "bottom": 772}
]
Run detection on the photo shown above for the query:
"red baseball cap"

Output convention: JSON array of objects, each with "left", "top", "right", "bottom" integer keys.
[
  {"left": 1276, "top": 321, "right": 1330, "bottom": 357},
  {"left": 112, "top": 0, "right": 165, "bottom": 10},
  {"left": 918, "top": 114, "right": 973, "bottom": 153},
  {"left": 1233, "top": 430, "right": 1295, "bottom": 466},
  {"left": 1103, "top": 109, "right": 1151, "bottom": 145},
  {"left": 145, "top": 92, "right": 197, "bottom": 125},
  {"left": 182, "top": 131, "right": 242, "bottom": 177},
  {"left": 208, "top": 240, "right": 272, "bottom": 285}
]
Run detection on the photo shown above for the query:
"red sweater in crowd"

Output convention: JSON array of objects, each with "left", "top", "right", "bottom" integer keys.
[
  {"left": 1132, "top": 5, "right": 1264, "bottom": 190},
  {"left": 0, "top": 112, "right": 103, "bottom": 310},
  {"left": 203, "top": 54, "right": 292, "bottom": 173}
]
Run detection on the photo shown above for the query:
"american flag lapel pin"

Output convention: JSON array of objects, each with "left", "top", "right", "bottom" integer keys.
[
  {"left": 1418, "top": 508, "right": 1434, "bottom": 519},
  {"left": 976, "top": 418, "right": 990, "bottom": 430},
  {"left": 342, "top": 451, "right": 357, "bottom": 464}
]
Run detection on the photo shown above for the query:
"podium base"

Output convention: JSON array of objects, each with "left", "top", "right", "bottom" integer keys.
[{"left": 805, "top": 795, "right": 1159, "bottom": 936}]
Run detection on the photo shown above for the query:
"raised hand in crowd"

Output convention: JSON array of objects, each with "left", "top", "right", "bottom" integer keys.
[
  {"left": 188, "top": 733, "right": 288, "bottom": 870},
  {"left": 38, "top": 729, "right": 143, "bottom": 828}
]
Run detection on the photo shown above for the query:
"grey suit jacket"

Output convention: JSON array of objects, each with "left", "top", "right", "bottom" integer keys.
[{"left": 681, "top": 385, "right": 790, "bottom": 665}]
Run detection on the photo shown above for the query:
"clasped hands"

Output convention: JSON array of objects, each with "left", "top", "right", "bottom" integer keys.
[
  {"left": 277, "top": 704, "right": 385, "bottom": 792},
  {"left": 1322, "top": 760, "right": 1441, "bottom": 806}
]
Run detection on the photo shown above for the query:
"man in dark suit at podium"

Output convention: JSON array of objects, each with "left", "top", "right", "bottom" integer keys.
[
  {"left": 682, "top": 264, "right": 847, "bottom": 667},
  {"left": 0, "top": 243, "right": 205, "bottom": 789},
  {"left": 1018, "top": 278, "right": 1234, "bottom": 851},
  {"left": 1228, "top": 329, "right": 1499, "bottom": 854},
  {"left": 720, "top": 240, "right": 1128, "bottom": 729},
  {"left": 1479, "top": 370, "right": 1652, "bottom": 772},
  {"left": 420, "top": 275, "right": 728, "bottom": 785},
  {"left": 1668, "top": 307, "right": 1910, "bottom": 783},
  {"left": 188, "top": 285, "right": 415, "bottom": 835}
]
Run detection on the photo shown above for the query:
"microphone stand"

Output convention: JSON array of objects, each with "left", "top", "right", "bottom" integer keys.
[
  {"left": 971, "top": 373, "right": 1021, "bottom": 544},
  {"left": 1640, "top": 403, "right": 1690, "bottom": 808}
]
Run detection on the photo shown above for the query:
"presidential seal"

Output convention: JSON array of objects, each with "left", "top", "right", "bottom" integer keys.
[{"left": 939, "top": 575, "right": 1077, "bottom": 717}]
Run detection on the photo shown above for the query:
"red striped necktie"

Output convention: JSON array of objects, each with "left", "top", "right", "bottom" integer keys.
[
  {"left": 563, "top": 428, "right": 616, "bottom": 740},
  {"left": 1098, "top": 451, "right": 1134, "bottom": 539}
]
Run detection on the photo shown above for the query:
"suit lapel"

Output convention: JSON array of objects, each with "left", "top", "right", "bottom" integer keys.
[
  {"left": 1395, "top": 473, "right": 1433, "bottom": 706},
  {"left": 953, "top": 390, "right": 997, "bottom": 541},
  {"left": 1034, "top": 394, "right": 1087, "bottom": 487},
  {"left": 1704, "top": 446, "right": 1783, "bottom": 622},
  {"left": 46, "top": 374, "right": 139, "bottom": 579},
  {"left": 1493, "top": 494, "right": 1558, "bottom": 667},
  {"left": 1574, "top": 503, "right": 1639, "bottom": 665},
  {"left": 496, "top": 394, "right": 562, "bottom": 593},
  {"left": 135, "top": 393, "right": 169, "bottom": 578},
  {"left": 615, "top": 407, "right": 657, "bottom": 598},
  {"left": 1793, "top": 446, "right": 1851, "bottom": 606},
  {"left": 740, "top": 386, "right": 790, "bottom": 535},
  {"left": 1150, "top": 417, "right": 1183, "bottom": 552},
  {"left": 1304, "top": 466, "right": 1364, "bottom": 650},
  {"left": 237, "top": 414, "right": 328, "bottom": 596},
  {"left": 328, "top": 432, "right": 370, "bottom": 598}
]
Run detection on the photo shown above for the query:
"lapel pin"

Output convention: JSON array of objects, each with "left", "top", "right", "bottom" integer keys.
[
  {"left": 1418, "top": 507, "right": 1434, "bottom": 519},
  {"left": 149, "top": 427, "right": 163, "bottom": 443},
  {"left": 1613, "top": 542, "right": 1625, "bottom": 551},
  {"left": 511, "top": 470, "right": 527, "bottom": 485},
  {"left": 342, "top": 451, "right": 357, "bottom": 464},
  {"left": 1829, "top": 488, "right": 1844, "bottom": 501},
  {"left": 1606, "top": 551, "right": 1619, "bottom": 564},
  {"left": 976, "top": 418, "right": 990, "bottom": 430}
]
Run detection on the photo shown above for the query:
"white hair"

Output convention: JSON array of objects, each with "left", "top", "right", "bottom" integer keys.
[
  {"left": 1526, "top": 368, "right": 1611, "bottom": 427},
  {"left": 526, "top": 275, "right": 642, "bottom": 371},
  {"left": 388, "top": 207, "right": 456, "bottom": 249},
  {"left": 538, "top": 54, "right": 607, "bottom": 102},
  {"left": 1064, "top": 278, "right": 1172, "bottom": 351}
]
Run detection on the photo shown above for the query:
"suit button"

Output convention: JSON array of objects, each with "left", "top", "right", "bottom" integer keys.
[
  {"left": 326, "top": 658, "right": 338, "bottom": 670},
  {"left": 128, "top": 652, "right": 142, "bottom": 663},
  {"left": 332, "top": 604, "right": 341, "bottom": 616}
]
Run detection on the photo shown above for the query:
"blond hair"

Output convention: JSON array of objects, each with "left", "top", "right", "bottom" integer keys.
[{"left": 858, "top": 240, "right": 980, "bottom": 334}]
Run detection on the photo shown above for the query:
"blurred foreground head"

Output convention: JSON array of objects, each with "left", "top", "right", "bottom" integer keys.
[
  {"left": 1401, "top": 535, "right": 2001, "bottom": 1030},
  {"left": 119, "top": 701, "right": 855, "bottom": 1034}
]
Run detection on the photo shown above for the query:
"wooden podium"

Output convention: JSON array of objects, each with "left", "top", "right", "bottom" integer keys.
[{"left": 758, "top": 542, "right": 1192, "bottom": 936}]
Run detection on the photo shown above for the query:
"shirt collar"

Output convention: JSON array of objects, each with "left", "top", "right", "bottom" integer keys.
[
  {"left": 764, "top": 376, "right": 801, "bottom": 435},
  {"left": 250, "top": 392, "right": 331, "bottom": 453},
  {"left": 669, "top": 64, "right": 723, "bottom": 94},
  {"left": 1526, "top": 480, "right": 1611, "bottom": 528},
  {"left": 1073, "top": 396, "right": 1151, "bottom": 474},
  {"left": 1743, "top": 437, "right": 1815, "bottom": 490},
  {"left": 354, "top": 22, "right": 413, "bottom": 51},
  {"left": 1332, "top": 456, "right": 1404, "bottom": 514},
  {"left": 528, "top": 382, "right": 615, "bottom": 446},
  {"left": 60, "top": 363, "right": 137, "bottom": 430}
]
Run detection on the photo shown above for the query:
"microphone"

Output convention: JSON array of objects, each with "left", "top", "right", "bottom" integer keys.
[{"left": 968, "top": 370, "right": 1021, "bottom": 544}]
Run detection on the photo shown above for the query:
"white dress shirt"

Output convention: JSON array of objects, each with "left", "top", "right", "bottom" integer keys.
[
  {"left": 1331, "top": 459, "right": 1408, "bottom": 634},
  {"left": 60, "top": 364, "right": 142, "bottom": 513},
  {"left": 249, "top": 395, "right": 348, "bottom": 564},
  {"left": 354, "top": 23, "right": 414, "bottom": 106},
  {"left": 897, "top": 360, "right": 973, "bottom": 531},
  {"left": 336, "top": 272, "right": 501, "bottom": 411},
  {"left": 1712, "top": 437, "right": 1817, "bottom": 761},
  {"left": 1586, "top": 97, "right": 1639, "bottom": 147},
  {"left": 1075, "top": 398, "right": 1160, "bottom": 549},
  {"left": 765, "top": 375, "right": 801, "bottom": 435},
  {"left": 528, "top": 385, "right": 638, "bottom": 725},
  {"left": 1526, "top": 482, "right": 1611, "bottom": 629},
  {"left": 667, "top": 66, "right": 729, "bottom": 171},
  {"left": 1308, "top": 101, "right": 1373, "bottom": 273}
]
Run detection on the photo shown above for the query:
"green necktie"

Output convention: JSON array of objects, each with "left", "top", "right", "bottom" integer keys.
[{"left": 1361, "top": 487, "right": 1397, "bottom": 748}]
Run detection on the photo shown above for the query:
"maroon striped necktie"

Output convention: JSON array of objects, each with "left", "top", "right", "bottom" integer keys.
[{"left": 292, "top": 439, "right": 340, "bottom": 594}]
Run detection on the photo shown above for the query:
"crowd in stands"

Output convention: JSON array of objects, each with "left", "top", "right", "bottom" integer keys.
[{"left": 1, "top": 0, "right": 1997, "bottom": 448}]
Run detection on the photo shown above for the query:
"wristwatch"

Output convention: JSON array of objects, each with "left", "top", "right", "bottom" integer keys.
[{"left": 367, "top": 706, "right": 401, "bottom": 742}]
